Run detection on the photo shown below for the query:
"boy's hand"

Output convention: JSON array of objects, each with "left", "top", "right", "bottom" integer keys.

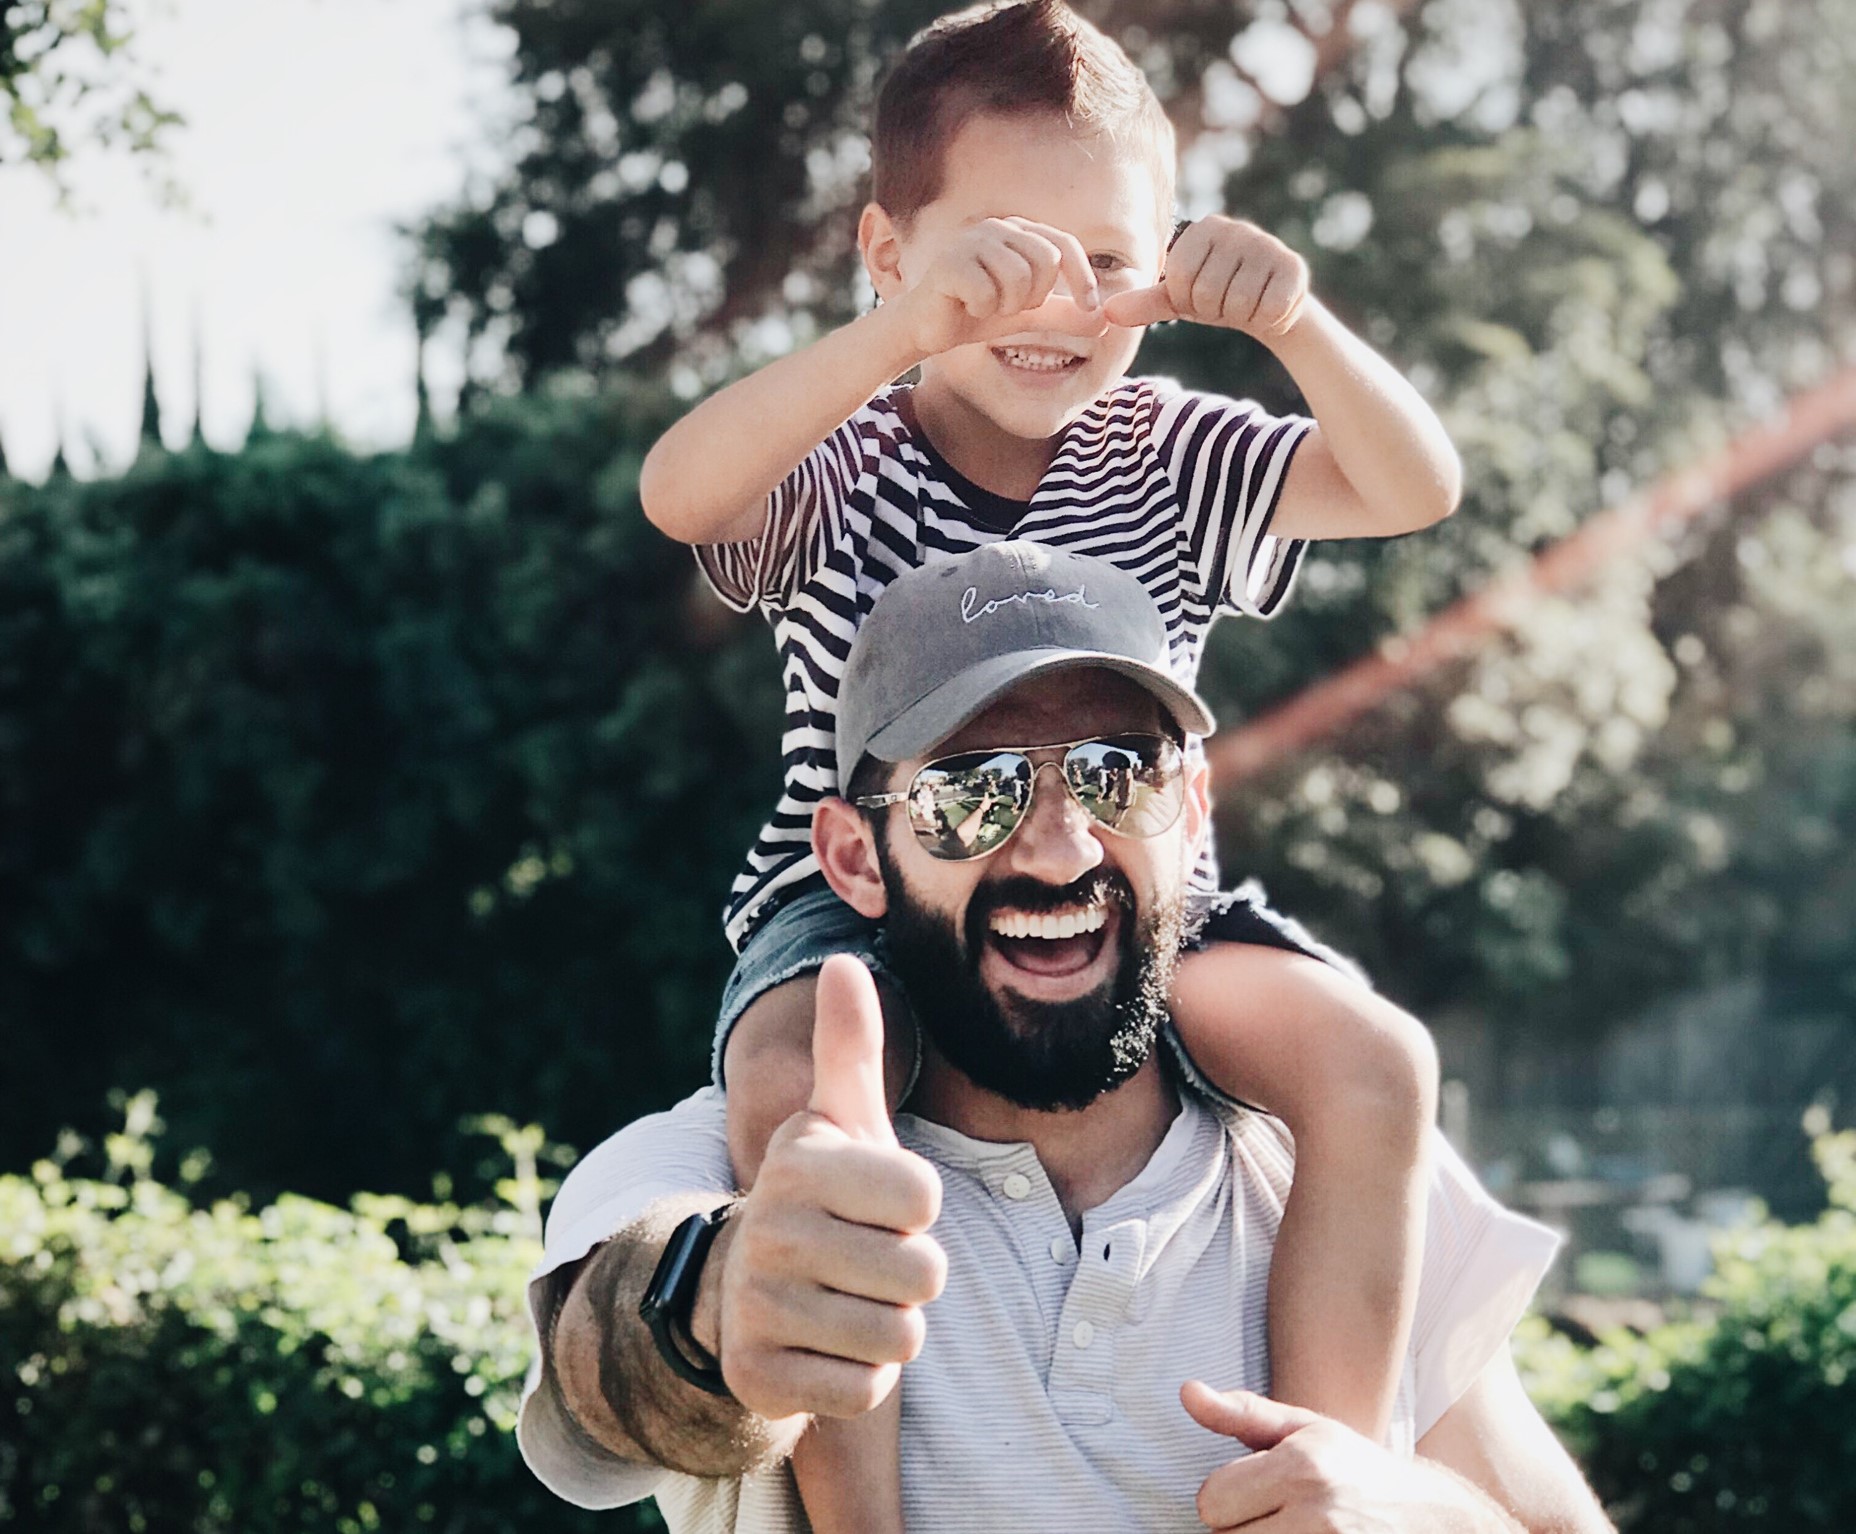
[
  {"left": 1103, "top": 215, "right": 1309, "bottom": 340},
  {"left": 894, "top": 216, "right": 1108, "bottom": 358}
]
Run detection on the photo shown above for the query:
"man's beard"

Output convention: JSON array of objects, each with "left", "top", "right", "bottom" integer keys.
[{"left": 877, "top": 848, "right": 1186, "bottom": 1112}]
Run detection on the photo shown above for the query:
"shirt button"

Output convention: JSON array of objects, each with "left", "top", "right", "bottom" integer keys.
[
  {"left": 1072, "top": 1321, "right": 1095, "bottom": 1350},
  {"left": 1049, "top": 1236, "right": 1070, "bottom": 1263},
  {"left": 1001, "top": 1172, "right": 1032, "bottom": 1201}
]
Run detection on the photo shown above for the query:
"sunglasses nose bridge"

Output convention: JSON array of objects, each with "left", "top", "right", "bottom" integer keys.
[{"left": 1021, "top": 756, "right": 1094, "bottom": 824}]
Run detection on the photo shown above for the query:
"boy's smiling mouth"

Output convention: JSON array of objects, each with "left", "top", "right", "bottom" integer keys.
[{"left": 991, "top": 341, "right": 1088, "bottom": 375}]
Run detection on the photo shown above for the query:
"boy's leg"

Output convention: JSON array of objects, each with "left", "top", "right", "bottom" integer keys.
[
  {"left": 792, "top": 1394, "right": 905, "bottom": 1534},
  {"left": 712, "top": 884, "right": 919, "bottom": 1185},
  {"left": 1170, "top": 892, "right": 1437, "bottom": 1441}
]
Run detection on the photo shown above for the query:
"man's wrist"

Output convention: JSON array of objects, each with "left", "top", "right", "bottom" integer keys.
[{"left": 687, "top": 1203, "right": 737, "bottom": 1360}]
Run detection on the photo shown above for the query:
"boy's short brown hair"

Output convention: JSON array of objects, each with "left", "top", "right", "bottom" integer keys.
[{"left": 873, "top": 0, "right": 1176, "bottom": 228}]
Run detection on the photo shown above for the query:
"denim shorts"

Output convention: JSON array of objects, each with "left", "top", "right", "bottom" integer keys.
[
  {"left": 712, "top": 877, "right": 1366, "bottom": 1102},
  {"left": 713, "top": 882, "right": 897, "bottom": 1089}
]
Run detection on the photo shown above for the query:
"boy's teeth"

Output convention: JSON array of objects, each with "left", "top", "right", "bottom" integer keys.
[
  {"left": 997, "top": 345, "right": 1077, "bottom": 371},
  {"left": 988, "top": 905, "right": 1108, "bottom": 940}
]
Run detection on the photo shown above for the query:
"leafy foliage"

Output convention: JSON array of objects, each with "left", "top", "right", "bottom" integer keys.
[
  {"left": 409, "top": 0, "right": 1856, "bottom": 1061},
  {"left": 1516, "top": 1116, "right": 1856, "bottom": 1530},
  {"left": 1, "top": 0, "right": 180, "bottom": 191},
  {"left": 0, "top": 1099, "right": 651, "bottom": 1532},
  {"left": 0, "top": 395, "right": 781, "bottom": 1201}
]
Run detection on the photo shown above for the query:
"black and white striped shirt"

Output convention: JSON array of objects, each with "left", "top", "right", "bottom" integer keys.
[{"left": 697, "top": 376, "right": 1313, "bottom": 952}]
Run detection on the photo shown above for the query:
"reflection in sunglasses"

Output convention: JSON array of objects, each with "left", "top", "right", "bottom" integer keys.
[{"left": 856, "top": 735, "right": 1185, "bottom": 862}]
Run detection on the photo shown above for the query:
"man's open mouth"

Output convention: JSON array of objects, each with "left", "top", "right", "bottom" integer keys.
[
  {"left": 985, "top": 901, "right": 1111, "bottom": 978},
  {"left": 991, "top": 343, "right": 1087, "bottom": 375}
]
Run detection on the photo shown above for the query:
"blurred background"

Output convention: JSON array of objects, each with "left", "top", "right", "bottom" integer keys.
[{"left": 2, "top": 1, "right": 1853, "bottom": 1529}]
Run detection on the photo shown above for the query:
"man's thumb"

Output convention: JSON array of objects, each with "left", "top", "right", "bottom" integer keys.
[
  {"left": 1101, "top": 283, "right": 1177, "bottom": 329},
  {"left": 1180, "top": 1380, "right": 1317, "bottom": 1452},
  {"left": 808, "top": 954, "right": 895, "bottom": 1143}
]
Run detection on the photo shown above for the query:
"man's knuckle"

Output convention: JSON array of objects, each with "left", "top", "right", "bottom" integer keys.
[
  {"left": 902, "top": 1234, "right": 947, "bottom": 1298},
  {"left": 895, "top": 1305, "right": 928, "bottom": 1362}
]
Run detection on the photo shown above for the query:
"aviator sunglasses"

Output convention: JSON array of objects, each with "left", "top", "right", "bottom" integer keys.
[{"left": 853, "top": 733, "right": 1186, "bottom": 862}]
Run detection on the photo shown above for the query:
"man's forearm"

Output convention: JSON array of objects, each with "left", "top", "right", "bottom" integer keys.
[{"left": 548, "top": 1195, "right": 807, "bottom": 1479}]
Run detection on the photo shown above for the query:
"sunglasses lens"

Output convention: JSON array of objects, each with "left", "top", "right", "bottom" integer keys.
[
  {"left": 1064, "top": 736, "right": 1184, "bottom": 836},
  {"left": 906, "top": 751, "right": 1032, "bottom": 859}
]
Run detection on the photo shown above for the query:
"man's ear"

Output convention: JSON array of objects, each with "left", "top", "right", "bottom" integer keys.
[
  {"left": 813, "top": 796, "right": 890, "bottom": 919},
  {"left": 859, "top": 202, "right": 909, "bottom": 303}
]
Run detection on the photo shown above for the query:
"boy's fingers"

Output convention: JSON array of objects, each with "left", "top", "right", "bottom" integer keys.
[
  {"left": 1006, "top": 218, "right": 1099, "bottom": 309},
  {"left": 974, "top": 244, "right": 1034, "bottom": 315},
  {"left": 997, "top": 226, "right": 1061, "bottom": 290},
  {"left": 1102, "top": 283, "right": 1178, "bottom": 328},
  {"left": 808, "top": 955, "right": 896, "bottom": 1144},
  {"left": 949, "top": 263, "right": 999, "bottom": 319},
  {"left": 974, "top": 293, "right": 1109, "bottom": 344}
]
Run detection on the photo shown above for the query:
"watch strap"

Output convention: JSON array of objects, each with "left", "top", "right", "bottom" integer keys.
[{"left": 639, "top": 1204, "right": 735, "bottom": 1397}]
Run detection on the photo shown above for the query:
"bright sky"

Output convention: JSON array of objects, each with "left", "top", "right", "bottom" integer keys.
[{"left": 0, "top": 0, "right": 512, "bottom": 481}]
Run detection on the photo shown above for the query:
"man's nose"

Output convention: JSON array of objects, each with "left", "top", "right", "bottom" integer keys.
[{"left": 1003, "top": 763, "right": 1104, "bottom": 885}]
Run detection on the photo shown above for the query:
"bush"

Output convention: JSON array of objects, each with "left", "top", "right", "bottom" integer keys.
[
  {"left": 1517, "top": 1116, "right": 1856, "bottom": 1531},
  {"left": 0, "top": 394, "right": 783, "bottom": 1201},
  {"left": 0, "top": 1100, "right": 651, "bottom": 1532}
]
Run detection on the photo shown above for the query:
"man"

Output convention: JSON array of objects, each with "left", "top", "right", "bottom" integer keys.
[{"left": 520, "top": 543, "right": 1614, "bottom": 1533}]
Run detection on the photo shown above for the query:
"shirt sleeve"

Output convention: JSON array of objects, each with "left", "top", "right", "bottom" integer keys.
[
  {"left": 1407, "top": 1133, "right": 1563, "bottom": 1439},
  {"left": 1147, "top": 378, "right": 1313, "bottom": 619},
  {"left": 515, "top": 1088, "right": 735, "bottom": 1510},
  {"left": 693, "top": 415, "right": 867, "bottom": 613}
]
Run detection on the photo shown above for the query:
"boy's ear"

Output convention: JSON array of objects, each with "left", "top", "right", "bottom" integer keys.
[
  {"left": 813, "top": 796, "right": 890, "bottom": 919},
  {"left": 859, "top": 202, "right": 909, "bottom": 302}
]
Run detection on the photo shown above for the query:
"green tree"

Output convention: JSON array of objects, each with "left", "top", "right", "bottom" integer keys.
[
  {"left": 1, "top": 0, "right": 180, "bottom": 191},
  {"left": 413, "top": 0, "right": 1856, "bottom": 1066},
  {"left": 0, "top": 395, "right": 781, "bottom": 1200}
]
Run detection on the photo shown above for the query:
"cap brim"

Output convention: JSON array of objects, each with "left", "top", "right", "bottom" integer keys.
[{"left": 863, "top": 648, "right": 1216, "bottom": 764}]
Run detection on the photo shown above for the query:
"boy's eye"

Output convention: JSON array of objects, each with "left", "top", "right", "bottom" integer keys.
[{"left": 1089, "top": 252, "right": 1128, "bottom": 272}]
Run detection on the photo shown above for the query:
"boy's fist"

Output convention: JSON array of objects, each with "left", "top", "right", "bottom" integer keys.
[
  {"left": 894, "top": 216, "right": 1108, "bottom": 358},
  {"left": 1103, "top": 216, "right": 1309, "bottom": 339}
]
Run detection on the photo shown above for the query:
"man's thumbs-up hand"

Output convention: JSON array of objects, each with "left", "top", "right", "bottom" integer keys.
[
  {"left": 720, "top": 957, "right": 947, "bottom": 1421},
  {"left": 807, "top": 955, "right": 901, "bottom": 1146}
]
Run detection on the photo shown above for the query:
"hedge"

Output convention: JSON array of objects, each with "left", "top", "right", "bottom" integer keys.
[
  {"left": 7, "top": 1101, "right": 1853, "bottom": 1530},
  {"left": 1514, "top": 1113, "right": 1856, "bottom": 1530},
  {"left": 0, "top": 1099, "right": 650, "bottom": 1532}
]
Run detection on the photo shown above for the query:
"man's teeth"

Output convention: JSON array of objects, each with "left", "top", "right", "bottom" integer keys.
[
  {"left": 988, "top": 906, "right": 1108, "bottom": 941},
  {"left": 996, "top": 345, "right": 1079, "bottom": 371}
]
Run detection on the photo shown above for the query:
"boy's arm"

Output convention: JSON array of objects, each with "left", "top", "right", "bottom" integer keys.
[
  {"left": 1104, "top": 216, "right": 1461, "bottom": 542},
  {"left": 640, "top": 216, "right": 1105, "bottom": 547},
  {"left": 639, "top": 305, "right": 927, "bottom": 546},
  {"left": 1266, "top": 297, "right": 1462, "bottom": 541}
]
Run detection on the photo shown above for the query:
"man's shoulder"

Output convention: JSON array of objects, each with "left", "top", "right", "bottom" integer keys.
[{"left": 541, "top": 1089, "right": 733, "bottom": 1265}]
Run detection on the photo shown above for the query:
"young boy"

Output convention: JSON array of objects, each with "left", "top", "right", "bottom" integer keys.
[{"left": 640, "top": 2, "right": 1457, "bottom": 1528}]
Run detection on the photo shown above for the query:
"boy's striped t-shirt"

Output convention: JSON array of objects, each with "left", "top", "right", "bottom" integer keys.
[{"left": 696, "top": 375, "right": 1313, "bottom": 953}]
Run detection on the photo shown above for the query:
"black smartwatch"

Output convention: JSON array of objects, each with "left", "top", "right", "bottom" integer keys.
[{"left": 638, "top": 1204, "right": 736, "bottom": 1397}]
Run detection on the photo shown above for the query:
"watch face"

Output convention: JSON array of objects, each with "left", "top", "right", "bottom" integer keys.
[{"left": 641, "top": 1210, "right": 713, "bottom": 1321}]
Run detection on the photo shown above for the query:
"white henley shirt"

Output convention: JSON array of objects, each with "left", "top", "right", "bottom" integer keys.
[{"left": 519, "top": 1087, "right": 1559, "bottom": 1533}]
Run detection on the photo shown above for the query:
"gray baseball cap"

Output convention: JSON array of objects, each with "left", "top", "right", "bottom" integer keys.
[{"left": 836, "top": 541, "right": 1216, "bottom": 779}]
